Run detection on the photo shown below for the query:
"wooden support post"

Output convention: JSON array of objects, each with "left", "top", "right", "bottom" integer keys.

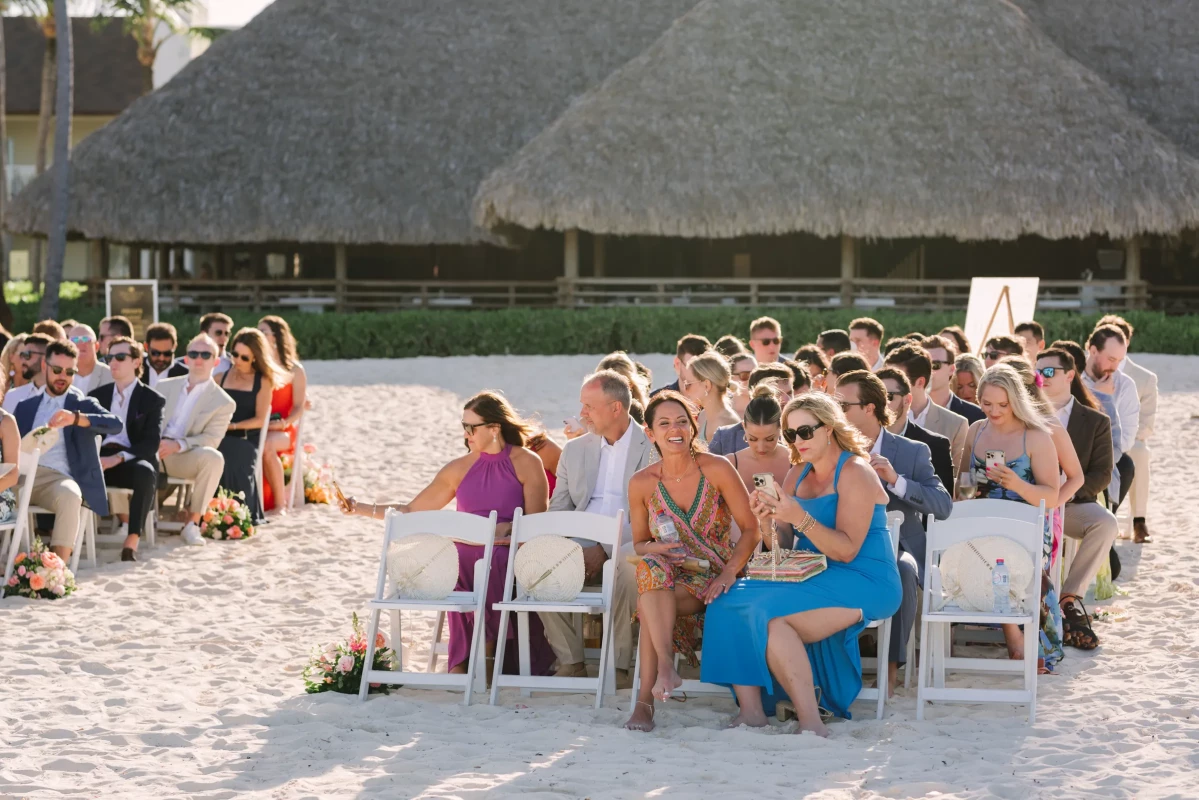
[
  {"left": 335, "top": 244, "right": 348, "bottom": 312},
  {"left": 561, "top": 229, "right": 579, "bottom": 308},
  {"left": 840, "top": 234, "right": 856, "bottom": 308},
  {"left": 1124, "top": 237, "right": 1142, "bottom": 310},
  {"left": 592, "top": 233, "right": 606, "bottom": 277}
]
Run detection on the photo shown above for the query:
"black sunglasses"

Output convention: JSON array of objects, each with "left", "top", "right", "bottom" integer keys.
[
  {"left": 984, "top": 350, "right": 1005, "bottom": 360},
  {"left": 19, "top": 350, "right": 44, "bottom": 360},
  {"left": 755, "top": 337, "right": 782, "bottom": 346},
  {"left": 930, "top": 360, "right": 945, "bottom": 371},
  {"left": 1037, "top": 366, "right": 1060, "bottom": 379},
  {"left": 186, "top": 350, "right": 215, "bottom": 360},
  {"left": 462, "top": 421, "right": 492, "bottom": 435},
  {"left": 48, "top": 365, "right": 78, "bottom": 377},
  {"left": 886, "top": 391, "right": 905, "bottom": 401},
  {"left": 837, "top": 401, "right": 868, "bottom": 413},
  {"left": 234, "top": 353, "right": 253, "bottom": 364},
  {"left": 148, "top": 348, "right": 175, "bottom": 359},
  {"left": 108, "top": 353, "right": 137, "bottom": 362},
  {"left": 782, "top": 421, "right": 825, "bottom": 443},
  {"left": 734, "top": 370, "right": 753, "bottom": 382}
]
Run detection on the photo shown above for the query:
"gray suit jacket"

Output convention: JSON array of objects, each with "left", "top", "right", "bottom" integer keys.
[
  {"left": 919, "top": 401, "right": 968, "bottom": 483},
  {"left": 549, "top": 418, "right": 652, "bottom": 553},
  {"left": 879, "top": 429, "right": 953, "bottom": 583}
]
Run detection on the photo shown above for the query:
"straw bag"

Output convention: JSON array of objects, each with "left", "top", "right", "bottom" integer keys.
[
  {"left": 386, "top": 533, "right": 459, "bottom": 601},
  {"left": 746, "top": 523, "right": 827, "bottom": 582}
]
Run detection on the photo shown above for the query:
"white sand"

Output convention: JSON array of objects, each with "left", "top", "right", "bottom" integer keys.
[{"left": 2, "top": 353, "right": 1196, "bottom": 799}]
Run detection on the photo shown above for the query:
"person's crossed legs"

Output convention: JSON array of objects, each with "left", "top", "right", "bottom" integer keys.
[{"left": 30, "top": 467, "right": 83, "bottom": 562}]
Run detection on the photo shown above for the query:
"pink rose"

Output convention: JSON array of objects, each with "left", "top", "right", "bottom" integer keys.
[
  {"left": 349, "top": 638, "right": 366, "bottom": 653},
  {"left": 375, "top": 633, "right": 387, "bottom": 649},
  {"left": 41, "top": 552, "right": 63, "bottom": 570},
  {"left": 17, "top": 565, "right": 25, "bottom": 577},
  {"left": 228, "top": 527, "right": 243, "bottom": 539},
  {"left": 230, "top": 501, "right": 242, "bottom": 512},
  {"left": 6, "top": 576, "right": 16, "bottom": 586},
  {"left": 223, "top": 514, "right": 234, "bottom": 525},
  {"left": 337, "top": 654, "right": 355, "bottom": 673}
]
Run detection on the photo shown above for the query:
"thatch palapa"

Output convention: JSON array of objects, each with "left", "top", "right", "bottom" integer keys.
[
  {"left": 475, "top": 0, "right": 1199, "bottom": 242},
  {"left": 6, "top": 0, "right": 699, "bottom": 245}
]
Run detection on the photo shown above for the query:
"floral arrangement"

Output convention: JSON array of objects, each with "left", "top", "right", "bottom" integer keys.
[
  {"left": 4, "top": 538, "right": 77, "bottom": 599},
  {"left": 301, "top": 444, "right": 334, "bottom": 505},
  {"left": 303, "top": 613, "right": 396, "bottom": 694},
  {"left": 201, "top": 487, "right": 256, "bottom": 540}
]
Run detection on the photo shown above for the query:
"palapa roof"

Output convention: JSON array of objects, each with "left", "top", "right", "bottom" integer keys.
[
  {"left": 6, "top": 0, "right": 698, "bottom": 245},
  {"left": 475, "top": 0, "right": 1199, "bottom": 242}
]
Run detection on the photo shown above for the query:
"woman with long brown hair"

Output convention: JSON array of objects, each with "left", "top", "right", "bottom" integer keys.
[
  {"left": 257, "top": 315, "right": 308, "bottom": 513},
  {"left": 339, "top": 390, "right": 554, "bottom": 678}
]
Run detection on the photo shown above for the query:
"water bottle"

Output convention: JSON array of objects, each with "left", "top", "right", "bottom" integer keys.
[
  {"left": 655, "top": 513, "right": 679, "bottom": 544},
  {"left": 992, "top": 558, "right": 1011, "bottom": 614}
]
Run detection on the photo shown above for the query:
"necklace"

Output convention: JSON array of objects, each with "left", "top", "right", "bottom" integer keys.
[{"left": 662, "top": 459, "right": 696, "bottom": 484}]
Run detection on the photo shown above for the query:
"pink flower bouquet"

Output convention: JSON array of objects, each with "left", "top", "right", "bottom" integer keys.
[
  {"left": 302, "top": 613, "right": 397, "bottom": 694},
  {"left": 4, "top": 537, "right": 77, "bottom": 600},
  {"left": 201, "top": 487, "right": 256, "bottom": 541}
]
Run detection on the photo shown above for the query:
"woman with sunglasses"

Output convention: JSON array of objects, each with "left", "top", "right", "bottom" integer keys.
[
  {"left": 0, "top": 333, "right": 26, "bottom": 397},
  {"left": 216, "top": 328, "right": 287, "bottom": 525},
  {"left": 681, "top": 351, "right": 738, "bottom": 444},
  {"left": 257, "top": 316, "right": 307, "bottom": 514},
  {"left": 338, "top": 391, "right": 555, "bottom": 680},
  {"left": 624, "top": 391, "right": 759, "bottom": 732},
  {"left": 701, "top": 392, "right": 901, "bottom": 736}
]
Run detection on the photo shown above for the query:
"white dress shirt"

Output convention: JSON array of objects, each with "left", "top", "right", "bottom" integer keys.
[
  {"left": 870, "top": 428, "right": 908, "bottom": 499},
  {"left": 872, "top": 353, "right": 885, "bottom": 372},
  {"left": 1054, "top": 395, "right": 1075, "bottom": 429},
  {"left": 586, "top": 421, "right": 633, "bottom": 520},
  {"left": 102, "top": 380, "right": 137, "bottom": 459},
  {"left": 163, "top": 378, "right": 213, "bottom": 450},
  {"left": 73, "top": 365, "right": 102, "bottom": 396},
  {"left": 148, "top": 365, "right": 169, "bottom": 389},
  {"left": 2, "top": 382, "right": 41, "bottom": 414},
  {"left": 909, "top": 396, "right": 932, "bottom": 429},
  {"left": 31, "top": 390, "right": 72, "bottom": 476},
  {"left": 1083, "top": 370, "right": 1138, "bottom": 454}
]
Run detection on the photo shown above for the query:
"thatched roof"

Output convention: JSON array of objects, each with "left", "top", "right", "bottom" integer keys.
[
  {"left": 475, "top": 0, "right": 1199, "bottom": 242},
  {"left": 1013, "top": 0, "right": 1199, "bottom": 161},
  {"left": 6, "top": 0, "right": 698, "bottom": 245}
]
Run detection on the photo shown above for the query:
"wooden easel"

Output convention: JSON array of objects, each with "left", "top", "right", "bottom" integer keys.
[{"left": 977, "top": 285, "right": 1016, "bottom": 354}]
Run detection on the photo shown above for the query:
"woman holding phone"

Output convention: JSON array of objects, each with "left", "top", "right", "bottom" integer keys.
[{"left": 725, "top": 385, "right": 792, "bottom": 546}]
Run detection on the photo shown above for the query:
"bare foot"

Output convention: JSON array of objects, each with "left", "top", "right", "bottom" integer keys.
[
  {"left": 624, "top": 701, "right": 655, "bottom": 732},
  {"left": 726, "top": 711, "right": 768, "bottom": 729},
  {"left": 1006, "top": 645, "right": 1024, "bottom": 660},
  {"left": 795, "top": 720, "right": 831, "bottom": 738},
  {"left": 651, "top": 663, "right": 683, "bottom": 701}
]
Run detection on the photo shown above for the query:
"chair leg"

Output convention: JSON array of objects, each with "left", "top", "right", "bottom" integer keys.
[
  {"left": 427, "top": 611, "right": 445, "bottom": 673},
  {"left": 517, "top": 612, "right": 532, "bottom": 699},
  {"left": 629, "top": 629, "right": 642, "bottom": 706},
  {"left": 360, "top": 609, "right": 382, "bottom": 701},
  {"left": 389, "top": 610, "right": 403, "bottom": 670},
  {"left": 916, "top": 620, "right": 932, "bottom": 721},
  {"left": 877, "top": 617, "right": 891, "bottom": 720},
  {"left": 489, "top": 609, "right": 510, "bottom": 706},
  {"left": 1025, "top": 616, "right": 1038, "bottom": 723},
  {"left": 594, "top": 609, "right": 612, "bottom": 710}
]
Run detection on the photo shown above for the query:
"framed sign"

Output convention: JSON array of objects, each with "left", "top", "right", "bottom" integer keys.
[
  {"left": 105, "top": 279, "right": 159, "bottom": 340},
  {"left": 964, "top": 277, "right": 1039, "bottom": 355}
]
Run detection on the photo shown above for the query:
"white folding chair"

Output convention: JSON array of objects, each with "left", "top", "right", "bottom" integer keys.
[
  {"left": 916, "top": 501, "right": 1045, "bottom": 722},
  {"left": 2, "top": 448, "right": 42, "bottom": 591},
  {"left": 254, "top": 424, "right": 270, "bottom": 513},
  {"left": 359, "top": 509, "right": 497, "bottom": 705},
  {"left": 157, "top": 476, "right": 197, "bottom": 532},
  {"left": 489, "top": 510, "right": 624, "bottom": 709},
  {"left": 98, "top": 488, "right": 158, "bottom": 549},
  {"left": 285, "top": 417, "right": 306, "bottom": 509},
  {"left": 855, "top": 511, "right": 904, "bottom": 719}
]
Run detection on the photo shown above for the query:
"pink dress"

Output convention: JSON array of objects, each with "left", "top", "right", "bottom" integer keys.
[{"left": 449, "top": 445, "right": 554, "bottom": 675}]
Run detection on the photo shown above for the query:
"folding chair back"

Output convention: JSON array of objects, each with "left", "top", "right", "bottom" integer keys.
[
  {"left": 287, "top": 416, "right": 306, "bottom": 508},
  {"left": 855, "top": 510, "right": 904, "bottom": 719}
]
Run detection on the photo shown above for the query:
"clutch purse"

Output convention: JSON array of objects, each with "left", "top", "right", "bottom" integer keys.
[{"left": 746, "top": 523, "right": 827, "bottom": 582}]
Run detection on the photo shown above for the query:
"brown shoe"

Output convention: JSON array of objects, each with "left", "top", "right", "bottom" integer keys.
[{"left": 1134, "top": 519, "right": 1152, "bottom": 544}]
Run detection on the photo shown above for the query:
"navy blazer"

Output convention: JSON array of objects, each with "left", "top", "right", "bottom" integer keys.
[
  {"left": 948, "top": 393, "right": 986, "bottom": 425},
  {"left": 140, "top": 361, "right": 188, "bottom": 386},
  {"left": 89, "top": 381, "right": 166, "bottom": 464},
  {"left": 878, "top": 429, "right": 953, "bottom": 583},
  {"left": 16, "top": 387, "right": 123, "bottom": 516}
]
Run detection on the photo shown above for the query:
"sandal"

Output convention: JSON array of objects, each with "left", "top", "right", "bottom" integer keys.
[{"left": 1060, "top": 595, "right": 1099, "bottom": 650}]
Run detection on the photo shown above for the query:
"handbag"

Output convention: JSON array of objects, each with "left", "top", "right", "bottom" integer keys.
[{"left": 746, "top": 522, "right": 827, "bottom": 582}]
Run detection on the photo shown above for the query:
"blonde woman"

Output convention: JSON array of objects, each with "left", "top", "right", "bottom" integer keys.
[
  {"left": 0, "top": 333, "right": 26, "bottom": 396},
  {"left": 701, "top": 393, "right": 902, "bottom": 735},
  {"left": 952, "top": 353, "right": 984, "bottom": 404},
  {"left": 597, "top": 351, "right": 649, "bottom": 408},
  {"left": 681, "top": 351, "right": 738, "bottom": 443},
  {"left": 728, "top": 351, "right": 758, "bottom": 417}
]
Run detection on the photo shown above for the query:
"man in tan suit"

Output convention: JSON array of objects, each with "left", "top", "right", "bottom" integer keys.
[
  {"left": 886, "top": 343, "right": 968, "bottom": 482},
  {"left": 540, "top": 370, "right": 651, "bottom": 687},
  {"left": 156, "top": 334, "right": 236, "bottom": 545}
]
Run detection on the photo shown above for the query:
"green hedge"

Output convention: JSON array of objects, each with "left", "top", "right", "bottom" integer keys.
[{"left": 10, "top": 303, "right": 1196, "bottom": 358}]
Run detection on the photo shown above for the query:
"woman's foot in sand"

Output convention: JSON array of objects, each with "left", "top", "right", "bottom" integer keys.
[
  {"left": 726, "top": 710, "right": 768, "bottom": 729},
  {"left": 795, "top": 720, "right": 831, "bottom": 738},
  {"left": 651, "top": 664, "right": 683, "bottom": 701},
  {"left": 624, "top": 701, "right": 655, "bottom": 732}
]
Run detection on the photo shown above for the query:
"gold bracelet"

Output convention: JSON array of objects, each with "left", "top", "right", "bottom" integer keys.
[{"left": 796, "top": 512, "right": 816, "bottom": 536}]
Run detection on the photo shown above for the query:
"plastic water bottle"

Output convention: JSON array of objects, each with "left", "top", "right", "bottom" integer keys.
[
  {"left": 655, "top": 513, "right": 679, "bottom": 544},
  {"left": 992, "top": 558, "right": 1011, "bottom": 614}
]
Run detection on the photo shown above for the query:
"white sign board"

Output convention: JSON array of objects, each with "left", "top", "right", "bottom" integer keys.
[{"left": 963, "top": 277, "right": 1039, "bottom": 355}]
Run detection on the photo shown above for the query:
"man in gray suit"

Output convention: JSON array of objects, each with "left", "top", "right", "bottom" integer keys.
[
  {"left": 541, "top": 370, "right": 651, "bottom": 686},
  {"left": 836, "top": 370, "right": 952, "bottom": 691}
]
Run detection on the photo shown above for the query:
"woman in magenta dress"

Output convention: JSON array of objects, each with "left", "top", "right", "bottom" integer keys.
[{"left": 340, "top": 391, "right": 554, "bottom": 677}]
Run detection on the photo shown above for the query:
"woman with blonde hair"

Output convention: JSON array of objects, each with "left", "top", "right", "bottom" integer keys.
[
  {"left": 952, "top": 353, "right": 984, "bottom": 404},
  {"left": 0, "top": 333, "right": 23, "bottom": 399},
  {"left": 702, "top": 392, "right": 902, "bottom": 735},
  {"left": 681, "top": 351, "right": 739, "bottom": 443},
  {"left": 728, "top": 351, "right": 758, "bottom": 417},
  {"left": 597, "top": 351, "right": 649, "bottom": 408}
]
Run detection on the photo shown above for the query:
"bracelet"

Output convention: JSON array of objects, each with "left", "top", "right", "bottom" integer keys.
[
  {"left": 795, "top": 512, "right": 816, "bottom": 536},
  {"left": 372, "top": 503, "right": 379, "bottom": 519}
]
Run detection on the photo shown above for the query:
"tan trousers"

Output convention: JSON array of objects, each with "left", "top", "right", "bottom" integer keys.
[
  {"left": 161, "top": 447, "right": 225, "bottom": 515},
  {"left": 539, "top": 542, "right": 638, "bottom": 671},
  {"left": 1062, "top": 501, "right": 1119, "bottom": 598},
  {"left": 30, "top": 467, "right": 83, "bottom": 549},
  {"left": 1129, "top": 440, "right": 1150, "bottom": 519}
]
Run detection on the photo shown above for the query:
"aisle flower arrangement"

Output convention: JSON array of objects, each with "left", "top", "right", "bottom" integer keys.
[
  {"left": 303, "top": 613, "right": 396, "bottom": 694},
  {"left": 4, "top": 538, "right": 77, "bottom": 599},
  {"left": 202, "top": 488, "right": 256, "bottom": 540},
  {"left": 301, "top": 444, "right": 334, "bottom": 505}
]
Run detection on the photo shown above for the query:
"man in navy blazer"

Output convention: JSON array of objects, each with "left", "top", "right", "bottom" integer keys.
[
  {"left": 835, "top": 370, "right": 952, "bottom": 692},
  {"left": 16, "top": 340, "right": 122, "bottom": 562}
]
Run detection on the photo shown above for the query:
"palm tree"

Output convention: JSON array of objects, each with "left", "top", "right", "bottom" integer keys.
[
  {"left": 14, "top": 0, "right": 57, "bottom": 293},
  {"left": 0, "top": 2, "right": 15, "bottom": 330},
  {"left": 38, "top": 0, "right": 71, "bottom": 321},
  {"left": 97, "top": 0, "right": 199, "bottom": 96}
]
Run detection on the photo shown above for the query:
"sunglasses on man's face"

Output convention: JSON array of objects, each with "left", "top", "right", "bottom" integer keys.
[
  {"left": 735, "top": 370, "right": 753, "bottom": 382},
  {"left": 69, "top": 336, "right": 94, "bottom": 345},
  {"left": 19, "top": 350, "right": 44, "bottom": 360},
  {"left": 755, "top": 337, "right": 782, "bottom": 346},
  {"left": 930, "top": 360, "right": 945, "bottom": 371},
  {"left": 781, "top": 421, "right": 825, "bottom": 443},
  {"left": 1037, "top": 366, "right": 1060, "bottom": 379},
  {"left": 149, "top": 348, "right": 175, "bottom": 359},
  {"left": 186, "top": 350, "right": 215, "bottom": 360},
  {"left": 48, "top": 365, "right": 78, "bottom": 377},
  {"left": 886, "top": 391, "right": 905, "bottom": 402},
  {"left": 984, "top": 350, "right": 1004, "bottom": 360},
  {"left": 108, "top": 353, "right": 137, "bottom": 363},
  {"left": 210, "top": 330, "right": 230, "bottom": 339},
  {"left": 837, "top": 401, "right": 867, "bottom": 413}
]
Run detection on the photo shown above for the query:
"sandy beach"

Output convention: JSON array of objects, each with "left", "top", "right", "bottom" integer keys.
[{"left": 1, "top": 353, "right": 1196, "bottom": 799}]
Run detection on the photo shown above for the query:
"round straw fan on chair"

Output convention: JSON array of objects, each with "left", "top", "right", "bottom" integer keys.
[
  {"left": 940, "top": 536, "right": 1034, "bottom": 613},
  {"left": 387, "top": 534, "right": 459, "bottom": 600},
  {"left": 514, "top": 536, "right": 585, "bottom": 602}
]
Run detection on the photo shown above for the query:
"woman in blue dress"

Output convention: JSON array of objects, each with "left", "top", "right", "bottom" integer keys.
[{"left": 701, "top": 392, "right": 901, "bottom": 736}]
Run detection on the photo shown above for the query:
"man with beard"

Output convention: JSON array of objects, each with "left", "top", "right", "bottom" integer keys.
[
  {"left": 2, "top": 333, "right": 53, "bottom": 412},
  {"left": 140, "top": 322, "right": 188, "bottom": 388},
  {"left": 1082, "top": 325, "right": 1139, "bottom": 509}
]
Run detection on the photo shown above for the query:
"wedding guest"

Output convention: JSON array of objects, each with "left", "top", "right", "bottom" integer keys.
[
  {"left": 729, "top": 351, "right": 758, "bottom": 417},
  {"left": 141, "top": 322, "right": 188, "bottom": 387},
  {"left": 89, "top": 337, "right": 164, "bottom": 562},
  {"left": 1, "top": 333, "right": 27, "bottom": 394},
  {"left": 651, "top": 334, "right": 710, "bottom": 396},
  {"left": 827, "top": 351, "right": 870, "bottom": 395},
  {"left": 725, "top": 385, "right": 794, "bottom": 544},
  {"left": 876, "top": 368, "right": 954, "bottom": 496},
  {"left": 633, "top": 360, "right": 654, "bottom": 395},
  {"left": 598, "top": 351, "right": 650, "bottom": 409},
  {"left": 15, "top": 340, "right": 121, "bottom": 563},
  {"left": 623, "top": 392, "right": 758, "bottom": 732},
  {"left": 2, "top": 333, "right": 53, "bottom": 412},
  {"left": 32, "top": 319, "right": 67, "bottom": 342},
  {"left": 883, "top": 337, "right": 911, "bottom": 357},
  {"left": 156, "top": 334, "right": 236, "bottom": 546},
  {"left": 97, "top": 315, "right": 133, "bottom": 355},
  {"left": 952, "top": 353, "right": 984, "bottom": 405},
  {"left": 258, "top": 315, "right": 308, "bottom": 514},
  {"left": 708, "top": 363, "right": 795, "bottom": 457},
  {"left": 216, "top": 328, "right": 284, "bottom": 524},
  {"left": 0, "top": 402, "right": 18, "bottom": 523},
  {"left": 199, "top": 312, "right": 234, "bottom": 375},
  {"left": 541, "top": 370, "right": 650, "bottom": 685},
  {"left": 681, "top": 351, "right": 738, "bottom": 443},
  {"left": 793, "top": 345, "right": 829, "bottom": 392},
  {"left": 67, "top": 325, "right": 113, "bottom": 396},
  {"left": 526, "top": 429, "right": 562, "bottom": 494},
  {"left": 702, "top": 392, "right": 901, "bottom": 733},
  {"left": 849, "top": 317, "right": 886, "bottom": 371},
  {"left": 714, "top": 335, "right": 749, "bottom": 360},
  {"left": 782, "top": 359, "right": 813, "bottom": 394},
  {"left": 983, "top": 334, "right": 1025, "bottom": 368},
  {"left": 1096, "top": 315, "right": 1157, "bottom": 543},
  {"left": 748, "top": 318, "right": 783, "bottom": 365},
  {"left": 1037, "top": 347, "right": 1115, "bottom": 649},
  {"left": 58, "top": 319, "right": 78, "bottom": 333},
  {"left": 340, "top": 391, "right": 555, "bottom": 680},
  {"left": 1082, "top": 325, "right": 1139, "bottom": 510},
  {"left": 886, "top": 343, "right": 969, "bottom": 478},
  {"left": 1014, "top": 321, "right": 1046, "bottom": 360},
  {"left": 922, "top": 335, "right": 984, "bottom": 424},
  {"left": 1056, "top": 339, "right": 1127, "bottom": 504},
  {"left": 817, "top": 329, "right": 851, "bottom": 361},
  {"left": 938, "top": 325, "right": 971, "bottom": 357}
]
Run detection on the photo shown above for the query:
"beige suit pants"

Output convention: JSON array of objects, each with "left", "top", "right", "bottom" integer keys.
[
  {"left": 161, "top": 447, "right": 225, "bottom": 515},
  {"left": 30, "top": 467, "right": 83, "bottom": 549},
  {"left": 1129, "top": 440, "right": 1150, "bottom": 519},
  {"left": 539, "top": 542, "right": 637, "bottom": 670},
  {"left": 1062, "top": 501, "right": 1119, "bottom": 598}
]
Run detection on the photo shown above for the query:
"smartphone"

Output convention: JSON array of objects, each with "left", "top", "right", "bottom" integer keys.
[
  {"left": 985, "top": 450, "right": 1006, "bottom": 474},
  {"left": 564, "top": 416, "right": 583, "bottom": 432},
  {"left": 332, "top": 479, "right": 349, "bottom": 508},
  {"left": 753, "top": 473, "right": 779, "bottom": 500}
]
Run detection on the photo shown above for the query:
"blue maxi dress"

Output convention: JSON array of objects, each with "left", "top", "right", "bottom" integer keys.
[{"left": 700, "top": 450, "right": 902, "bottom": 719}]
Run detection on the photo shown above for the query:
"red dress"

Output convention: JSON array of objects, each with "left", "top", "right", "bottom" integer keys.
[{"left": 262, "top": 381, "right": 297, "bottom": 511}]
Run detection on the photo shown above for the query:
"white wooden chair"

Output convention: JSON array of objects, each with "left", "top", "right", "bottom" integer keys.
[
  {"left": 2, "top": 448, "right": 42, "bottom": 590},
  {"left": 98, "top": 488, "right": 158, "bottom": 549},
  {"left": 359, "top": 509, "right": 497, "bottom": 705},
  {"left": 916, "top": 500, "right": 1045, "bottom": 722},
  {"left": 489, "top": 510, "right": 624, "bottom": 709},
  {"left": 254, "top": 423, "right": 270, "bottom": 513},
  {"left": 157, "top": 476, "right": 197, "bottom": 532},
  {"left": 855, "top": 511, "right": 904, "bottom": 719},
  {"left": 285, "top": 417, "right": 306, "bottom": 509}
]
